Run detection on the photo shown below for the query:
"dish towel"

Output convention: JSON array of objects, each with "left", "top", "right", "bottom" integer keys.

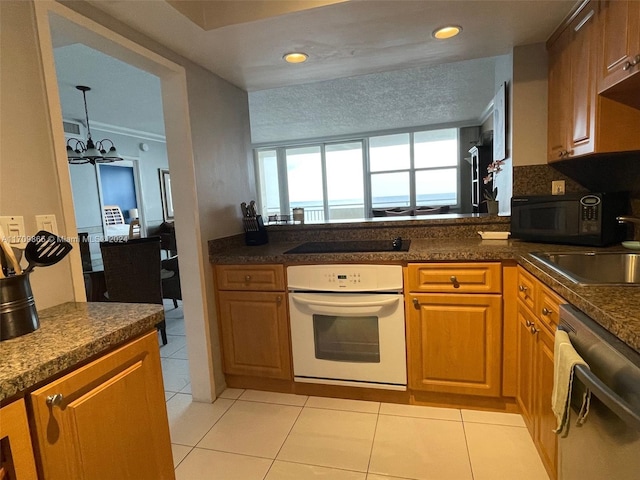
[{"left": 551, "top": 329, "right": 591, "bottom": 436}]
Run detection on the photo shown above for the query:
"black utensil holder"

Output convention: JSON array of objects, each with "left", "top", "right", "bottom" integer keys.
[
  {"left": 0, "top": 273, "right": 39, "bottom": 341},
  {"left": 244, "top": 215, "right": 268, "bottom": 246}
]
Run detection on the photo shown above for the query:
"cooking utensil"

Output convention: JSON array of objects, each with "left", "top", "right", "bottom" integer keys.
[
  {"left": 0, "top": 225, "right": 22, "bottom": 275},
  {"left": 23, "top": 230, "right": 73, "bottom": 273},
  {"left": 248, "top": 200, "right": 257, "bottom": 217},
  {"left": 241, "top": 202, "right": 249, "bottom": 217}
]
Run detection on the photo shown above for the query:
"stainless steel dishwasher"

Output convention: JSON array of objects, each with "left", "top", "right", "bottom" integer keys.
[{"left": 558, "top": 305, "right": 640, "bottom": 480}]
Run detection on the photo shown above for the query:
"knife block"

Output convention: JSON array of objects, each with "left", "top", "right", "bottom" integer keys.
[{"left": 243, "top": 215, "right": 268, "bottom": 246}]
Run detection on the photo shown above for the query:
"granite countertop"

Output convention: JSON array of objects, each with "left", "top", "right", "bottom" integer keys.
[
  {"left": 209, "top": 237, "right": 640, "bottom": 354},
  {"left": 0, "top": 302, "right": 164, "bottom": 403}
]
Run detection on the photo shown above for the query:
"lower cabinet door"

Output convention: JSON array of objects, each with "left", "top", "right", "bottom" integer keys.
[
  {"left": 516, "top": 302, "right": 536, "bottom": 432},
  {"left": 534, "top": 323, "right": 558, "bottom": 480},
  {"left": 407, "top": 293, "right": 502, "bottom": 397},
  {"left": 0, "top": 399, "right": 38, "bottom": 479},
  {"left": 218, "top": 291, "right": 292, "bottom": 379},
  {"left": 30, "top": 331, "right": 175, "bottom": 480}
]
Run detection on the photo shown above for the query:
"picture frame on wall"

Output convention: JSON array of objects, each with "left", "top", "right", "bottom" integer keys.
[
  {"left": 159, "top": 168, "right": 174, "bottom": 221},
  {"left": 493, "top": 82, "right": 506, "bottom": 161}
]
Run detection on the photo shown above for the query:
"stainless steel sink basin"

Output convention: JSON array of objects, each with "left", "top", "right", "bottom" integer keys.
[{"left": 530, "top": 251, "right": 640, "bottom": 285}]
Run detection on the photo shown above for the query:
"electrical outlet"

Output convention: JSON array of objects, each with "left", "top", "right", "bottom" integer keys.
[
  {"left": 0, "top": 215, "right": 26, "bottom": 246},
  {"left": 552, "top": 180, "right": 566, "bottom": 195},
  {"left": 36, "top": 214, "right": 58, "bottom": 234}
]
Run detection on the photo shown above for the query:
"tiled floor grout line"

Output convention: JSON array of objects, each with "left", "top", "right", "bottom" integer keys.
[
  {"left": 364, "top": 405, "right": 382, "bottom": 477},
  {"left": 460, "top": 419, "right": 476, "bottom": 480},
  {"left": 259, "top": 396, "right": 309, "bottom": 480}
]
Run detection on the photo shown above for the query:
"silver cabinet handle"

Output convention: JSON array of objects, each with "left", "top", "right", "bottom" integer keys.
[
  {"left": 450, "top": 275, "right": 460, "bottom": 288},
  {"left": 518, "top": 285, "right": 527, "bottom": 292},
  {"left": 525, "top": 319, "right": 534, "bottom": 327},
  {"left": 530, "top": 325, "right": 539, "bottom": 334},
  {"left": 413, "top": 298, "right": 420, "bottom": 309},
  {"left": 542, "top": 307, "right": 551, "bottom": 316},
  {"left": 244, "top": 275, "right": 251, "bottom": 282},
  {"left": 622, "top": 56, "right": 639, "bottom": 71},
  {"left": 46, "top": 393, "right": 64, "bottom": 407},
  {"left": 276, "top": 295, "right": 282, "bottom": 305}
]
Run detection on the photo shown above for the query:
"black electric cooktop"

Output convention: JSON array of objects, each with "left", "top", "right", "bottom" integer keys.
[{"left": 283, "top": 238, "right": 411, "bottom": 254}]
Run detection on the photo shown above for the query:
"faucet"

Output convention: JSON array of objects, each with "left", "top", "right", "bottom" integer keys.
[{"left": 618, "top": 216, "right": 640, "bottom": 241}]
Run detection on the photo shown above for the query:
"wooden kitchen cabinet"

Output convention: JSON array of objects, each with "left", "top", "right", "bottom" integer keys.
[
  {"left": 598, "top": 0, "right": 640, "bottom": 93},
  {"left": 406, "top": 262, "right": 501, "bottom": 294},
  {"left": 29, "top": 331, "right": 174, "bottom": 480},
  {"left": 406, "top": 263, "right": 503, "bottom": 397},
  {"left": 0, "top": 399, "right": 38, "bottom": 480},
  {"left": 548, "top": 0, "right": 599, "bottom": 161},
  {"left": 215, "top": 264, "right": 285, "bottom": 291},
  {"left": 547, "top": 0, "right": 640, "bottom": 162},
  {"left": 515, "top": 266, "right": 563, "bottom": 480},
  {"left": 215, "top": 265, "right": 292, "bottom": 380}
]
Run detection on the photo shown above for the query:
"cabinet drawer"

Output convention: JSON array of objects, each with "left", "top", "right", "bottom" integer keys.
[
  {"left": 407, "top": 263, "right": 501, "bottom": 293},
  {"left": 538, "top": 284, "right": 565, "bottom": 330},
  {"left": 516, "top": 266, "right": 537, "bottom": 312},
  {"left": 215, "top": 264, "right": 285, "bottom": 291}
]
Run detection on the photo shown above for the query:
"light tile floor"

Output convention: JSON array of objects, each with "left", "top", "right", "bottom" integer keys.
[{"left": 160, "top": 304, "right": 550, "bottom": 480}]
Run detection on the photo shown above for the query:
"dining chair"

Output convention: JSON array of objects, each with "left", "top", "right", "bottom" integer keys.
[{"left": 99, "top": 236, "right": 167, "bottom": 344}]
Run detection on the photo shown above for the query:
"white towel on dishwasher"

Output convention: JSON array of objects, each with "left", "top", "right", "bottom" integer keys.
[{"left": 551, "top": 329, "right": 590, "bottom": 436}]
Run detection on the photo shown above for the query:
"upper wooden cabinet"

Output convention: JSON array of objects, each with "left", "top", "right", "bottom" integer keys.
[
  {"left": 547, "top": 0, "right": 640, "bottom": 162},
  {"left": 598, "top": 0, "right": 640, "bottom": 93},
  {"left": 548, "top": 1, "right": 599, "bottom": 161}
]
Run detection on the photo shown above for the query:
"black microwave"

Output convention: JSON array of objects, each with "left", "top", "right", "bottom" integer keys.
[{"left": 511, "top": 193, "right": 629, "bottom": 246}]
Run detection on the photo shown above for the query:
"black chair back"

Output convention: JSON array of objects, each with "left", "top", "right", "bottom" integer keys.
[{"left": 99, "top": 237, "right": 162, "bottom": 305}]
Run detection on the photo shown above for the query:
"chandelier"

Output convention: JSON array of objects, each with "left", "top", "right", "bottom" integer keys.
[{"left": 66, "top": 86, "right": 123, "bottom": 165}]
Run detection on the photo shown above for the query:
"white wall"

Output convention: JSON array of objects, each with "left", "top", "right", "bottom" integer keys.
[
  {"left": 0, "top": 1, "right": 76, "bottom": 309},
  {"left": 493, "top": 54, "right": 514, "bottom": 215},
  {"left": 512, "top": 43, "right": 548, "bottom": 167},
  {"left": 54, "top": 0, "right": 254, "bottom": 399}
]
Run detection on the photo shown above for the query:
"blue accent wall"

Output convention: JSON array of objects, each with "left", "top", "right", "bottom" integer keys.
[{"left": 99, "top": 165, "right": 137, "bottom": 220}]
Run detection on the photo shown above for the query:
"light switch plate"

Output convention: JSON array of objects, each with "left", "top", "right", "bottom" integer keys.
[
  {"left": 36, "top": 214, "right": 58, "bottom": 235},
  {"left": 0, "top": 215, "right": 26, "bottom": 245}
]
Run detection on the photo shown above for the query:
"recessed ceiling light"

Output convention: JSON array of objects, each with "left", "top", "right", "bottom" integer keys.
[
  {"left": 283, "top": 52, "right": 309, "bottom": 64},
  {"left": 433, "top": 25, "right": 462, "bottom": 40}
]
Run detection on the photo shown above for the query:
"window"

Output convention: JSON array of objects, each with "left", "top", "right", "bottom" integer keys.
[{"left": 255, "top": 127, "right": 459, "bottom": 221}]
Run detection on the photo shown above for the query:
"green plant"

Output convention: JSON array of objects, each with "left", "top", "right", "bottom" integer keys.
[{"left": 483, "top": 159, "right": 505, "bottom": 202}]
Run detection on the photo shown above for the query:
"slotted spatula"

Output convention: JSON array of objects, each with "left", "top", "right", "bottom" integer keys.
[{"left": 23, "top": 230, "right": 73, "bottom": 273}]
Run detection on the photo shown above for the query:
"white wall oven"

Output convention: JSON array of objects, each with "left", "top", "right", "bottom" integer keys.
[{"left": 287, "top": 265, "right": 406, "bottom": 390}]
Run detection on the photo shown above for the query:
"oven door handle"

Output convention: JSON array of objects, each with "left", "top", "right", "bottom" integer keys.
[
  {"left": 574, "top": 364, "right": 640, "bottom": 430},
  {"left": 290, "top": 295, "right": 401, "bottom": 309}
]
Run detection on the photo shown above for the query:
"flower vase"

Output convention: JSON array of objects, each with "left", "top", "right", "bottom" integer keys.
[{"left": 486, "top": 200, "right": 499, "bottom": 216}]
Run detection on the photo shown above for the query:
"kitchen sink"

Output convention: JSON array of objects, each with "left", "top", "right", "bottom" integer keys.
[
  {"left": 529, "top": 251, "right": 640, "bottom": 285},
  {"left": 284, "top": 238, "right": 410, "bottom": 254}
]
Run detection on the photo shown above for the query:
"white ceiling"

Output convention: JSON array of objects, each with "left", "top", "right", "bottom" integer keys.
[
  {"left": 85, "top": 0, "right": 575, "bottom": 92},
  {"left": 51, "top": 0, "right": 576, "bottom": 137}
]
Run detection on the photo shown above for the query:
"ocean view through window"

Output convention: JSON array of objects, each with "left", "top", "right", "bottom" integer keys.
[{"left": 255, "top": 127, "right": 459, "bottom": 222}]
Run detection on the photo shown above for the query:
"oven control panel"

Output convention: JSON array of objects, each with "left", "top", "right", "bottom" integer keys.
[{"left": 287, "top": 264, "right": 403, "bottom": 292}]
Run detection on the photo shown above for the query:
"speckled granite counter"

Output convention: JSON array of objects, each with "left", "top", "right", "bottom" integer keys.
[
  {"left": 209, "top": 236, "right": 640, "bottom": 354},
  {"left": 0, "top": 302, "right": 164, "bottom": 402}
]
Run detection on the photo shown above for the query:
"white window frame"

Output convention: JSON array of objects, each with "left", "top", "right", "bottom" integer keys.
[{"left": 254, "top": 126, "right": 461, "bottom": 219}]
